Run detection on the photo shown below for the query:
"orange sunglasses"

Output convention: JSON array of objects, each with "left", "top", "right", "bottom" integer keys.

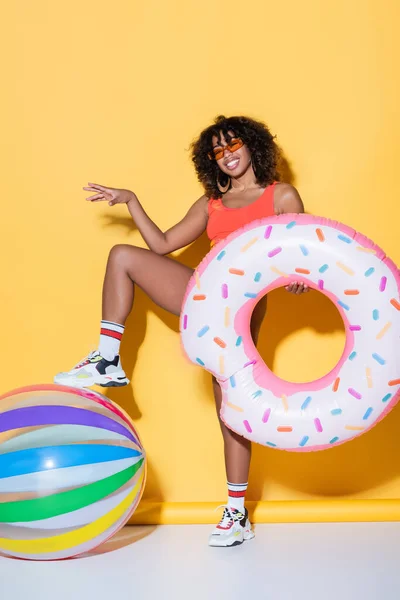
[{"left": 208, "top": 138, "right": 244, "bottom": 161}]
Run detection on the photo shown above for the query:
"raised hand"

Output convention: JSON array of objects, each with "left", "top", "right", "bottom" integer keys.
[{"left": 83, "top": 183, "right": 136, "bottom": 207}]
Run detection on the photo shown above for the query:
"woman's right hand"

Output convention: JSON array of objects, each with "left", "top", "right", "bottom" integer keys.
[
  {"left": 84, "top": 183, "right": 137, "bottom": 207},
  {"left": 84, "top": 181, "right": 208, "bottom": 255}
]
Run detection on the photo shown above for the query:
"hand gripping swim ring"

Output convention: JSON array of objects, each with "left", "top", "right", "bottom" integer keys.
[{"left": 180, "top": 214, "right": 400, "bottom": 452}]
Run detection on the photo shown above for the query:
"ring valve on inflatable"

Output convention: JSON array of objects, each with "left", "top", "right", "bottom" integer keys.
[{"left": 180, "top": 214, "right": 400, "bottom": 452}]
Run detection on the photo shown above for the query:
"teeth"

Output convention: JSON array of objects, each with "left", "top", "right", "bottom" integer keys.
[{"left": 227, "top": 159, "right": 239, "bottom": 167}]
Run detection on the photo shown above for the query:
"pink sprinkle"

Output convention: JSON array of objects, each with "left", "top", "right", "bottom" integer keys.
[
  {"left": 222, "top": 283, "right": 228, "bottom": 299},
  {"left": 244, "top": 360, "right": 257, "bottom": 368},
  {"left": 262, "top": 408, "right": 271, "bottom": 423},
  {"left": 318, "top": 279, "right": 324, "bottom": 290},
  {"left": 380, "top": 276, "right": 387, "bottom": 292},
  {"left": 183, "top": 315, "right": 188, "bottom": 330},
  {"left": 268, "top": 246, "right": 282, "bottom": 258},
  {"left": 314, "top": 418, "right": 323, "bottom": 432},
  {"left": 348, "top": 388, "right": 362, "bottom": 399},
  {"left": 243, "top": 420, "right": 252, "bottom": 433},
  {"left": 264, "top": 225, "right": 272, "bottom": 239},
  {"left": 350, "top": 325, "right": 361, "bottom": 331}
]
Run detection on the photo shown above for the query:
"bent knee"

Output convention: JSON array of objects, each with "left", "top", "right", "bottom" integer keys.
[{"left": 108, "top": 244, "right": 138, "bottom": 265}]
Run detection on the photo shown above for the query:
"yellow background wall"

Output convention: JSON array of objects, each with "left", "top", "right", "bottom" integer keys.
[{"left": 2, "top": 1, "right": 400, "bottom": 518}]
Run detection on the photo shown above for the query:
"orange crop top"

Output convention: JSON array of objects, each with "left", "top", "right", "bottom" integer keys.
[{"left": 206, "top": 181, "right": 278, "bottom": 247}]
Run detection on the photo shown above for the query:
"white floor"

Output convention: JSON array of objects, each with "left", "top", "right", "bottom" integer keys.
[{"left": 1, "top": 523, "right": 400, "bottom": 600}]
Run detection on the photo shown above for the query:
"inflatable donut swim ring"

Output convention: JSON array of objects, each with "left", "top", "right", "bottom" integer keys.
[{"left": 180, "top": 214, "right": 400, "bottom": 452}]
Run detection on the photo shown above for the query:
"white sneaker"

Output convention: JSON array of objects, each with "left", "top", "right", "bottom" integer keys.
[
  {"left": 208, "top": 506, "right": 255, "bottom": 547},
  {"left": 54, "top": 351, "right": 130, "bottom": 388}
]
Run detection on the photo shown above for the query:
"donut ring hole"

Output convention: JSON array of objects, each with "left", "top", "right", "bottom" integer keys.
[{"left": 257, "top": 288, "right": 347, "bottom": 384}]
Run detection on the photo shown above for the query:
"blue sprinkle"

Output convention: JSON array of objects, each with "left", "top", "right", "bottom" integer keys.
[
  {"left": 331, "top": 408, "right": 343, "bottom": 415},
  {"left": 197, "top": 326, "right": 210, "bottom": 337},
  {"left": 372, "top": 309, "right": 379, "bottom": 321},
  {"left": 338, "top": 234, "right": 352, "bottom": 244},
  {"left": 217, "top": 250, "right": 226, "bottom": 261},
  {"left": 301, "top": 396, "right": 312, "bottom": 410},
  {"left": 330, "top": 437, "right": 339, "bottom": 444},
  {"left": 349, "top": 351, "right": 357, "bottom": 361},
  {"left": 266, "top": 441, "right": 277, "bottom": 447},
  {"left": 382, "top": 393, "right": 392, "bottom": 403},
  {"left": 372, "top": 353, "right": 386, "bottom": 365},
  {"left": 230, "top": 375, "right": 236, "bottom": 388},
  {"left": 252, "top": 390, "right": 263, "bottom": 399},
  {"left": 244, "top": 292, "right": 258, "bottom": 298},
  {"left": 236, "top": 336, "right": 242, "bottom": 347},
  {"left": 319, "top": 264, "right": 329, "bottom": 273},
  {"left": 196, "top": 358, "right": 205, "bottom": 366},
  {"left": 363, "top": 407, "right": 374, "bottom": 420},
  {"left": 365, "top": 267, "right": 375, "bottom": 277},
  {"left": 286, "top": 221, "right": 297, "bottom": 229},
  {"left": 299, "top": 436, "right": 309, "bottom": 447},
  {"left": 338, "top": 300, "right": 350, "bottom": 311},
  {"left": 254, "top": 272, "right": 262, "bottom": 282},
  {"left": 300, "top": 245, "right": 309, "bottom": 256}
]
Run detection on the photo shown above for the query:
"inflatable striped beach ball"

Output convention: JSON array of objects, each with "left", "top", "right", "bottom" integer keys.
[{"left": 0, "top": 384, "right": 146, "bottom": 560}]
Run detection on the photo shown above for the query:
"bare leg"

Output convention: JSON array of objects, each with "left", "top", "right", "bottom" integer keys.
[
  {"left": 102, "top": 243, "right": 265, "bottom": 484},
  {"left": 102, "top": 244, "right": 193, "bottom": 323},
  {"left": 213, "top": 296, "right": 268, "bottom": 484},
  {"left": 54, "top": 244, "right": 194, "bottom": 387}
]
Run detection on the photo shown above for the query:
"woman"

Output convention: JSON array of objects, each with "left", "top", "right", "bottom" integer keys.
[{"left": 55, "top": 115, "right": 308, "bottom": 547}]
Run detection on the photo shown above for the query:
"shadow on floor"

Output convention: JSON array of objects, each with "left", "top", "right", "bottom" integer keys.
[{"left": 81, "top": 525, "right": 157, "bottom": 558}]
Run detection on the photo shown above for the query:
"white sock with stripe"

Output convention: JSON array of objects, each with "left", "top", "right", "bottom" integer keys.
[
  {"left": 98, "top": 320, "right": 125, "bottom": 361},
  {"left": 227, "top": 481, "right": 248, "bottom": 512}
]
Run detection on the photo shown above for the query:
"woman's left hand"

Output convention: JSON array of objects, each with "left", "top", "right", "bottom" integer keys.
[{"left": 285, "top": 281, "right": 309, "bottom": 294}]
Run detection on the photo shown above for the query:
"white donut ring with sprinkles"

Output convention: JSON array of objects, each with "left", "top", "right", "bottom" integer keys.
[{"left": 180, "top": 214, "right": 400, "bottom": 452}]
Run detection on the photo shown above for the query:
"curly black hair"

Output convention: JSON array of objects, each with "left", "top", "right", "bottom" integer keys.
[{"left": 190, "top": 115, "right": 280, "bottom": 199}]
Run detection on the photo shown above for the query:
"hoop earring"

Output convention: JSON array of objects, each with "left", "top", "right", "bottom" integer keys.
[
  {"left": 217, "top": 171, "right": 231, "bottom": 194},
  {"left": 251, "top": 158, "right": 257, "bottom": 177}
]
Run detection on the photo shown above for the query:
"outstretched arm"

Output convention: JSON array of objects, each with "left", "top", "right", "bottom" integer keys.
[
  {"left": 128, "top": 194, "right": 209, "bottom": 255},
  {"left": 84, "top": 182, "right": 208, "bottom": 255}
]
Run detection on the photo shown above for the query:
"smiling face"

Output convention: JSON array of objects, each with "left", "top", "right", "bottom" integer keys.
[{"left": 211, "top": 131, "right": 252, "bottom": 178}]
